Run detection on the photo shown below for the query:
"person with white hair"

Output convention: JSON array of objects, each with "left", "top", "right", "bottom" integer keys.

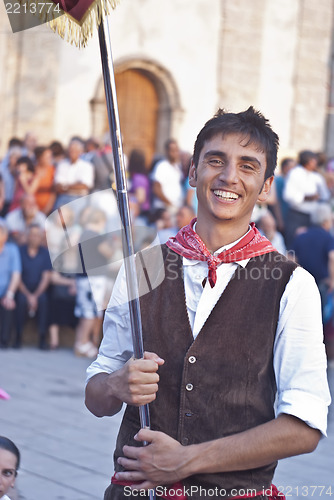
[{"left": 258, "top": 211, "right": 286, "bottom": 255}]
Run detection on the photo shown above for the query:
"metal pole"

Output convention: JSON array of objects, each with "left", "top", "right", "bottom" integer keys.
[{"left": 97, "top": 11, "right": 156, "bottom": 500}]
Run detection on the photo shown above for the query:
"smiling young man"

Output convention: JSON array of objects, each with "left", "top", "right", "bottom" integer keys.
[{"left": 85, "top": 108, "right": 330, "bottom": 500}]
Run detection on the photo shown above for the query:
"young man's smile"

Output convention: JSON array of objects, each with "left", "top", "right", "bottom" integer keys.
[{"left": 212, "top": 189, "right": 240, "bottom": 202}]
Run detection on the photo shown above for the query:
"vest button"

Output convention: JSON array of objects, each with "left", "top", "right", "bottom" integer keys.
[
  {"left": 186, "top": 383, "right": 193, "bottom": 391},
  {"left": 181, "top": 437, "right": 189, "bottom": 445},
  {"left": 188, "top": 356, "right": 196, "bottom": 364}
]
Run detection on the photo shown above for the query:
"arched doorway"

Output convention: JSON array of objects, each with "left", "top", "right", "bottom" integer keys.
[
  {"left": 90, "top": 58, "right": 183, "bottom": 168},
  {"left": 114, "top": 69, "right": 159, "bottom": 168}
]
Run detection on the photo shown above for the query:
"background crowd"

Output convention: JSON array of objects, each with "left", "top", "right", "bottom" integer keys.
[{"left": 0, "top": 131, "right": 334, "bottom": 365}]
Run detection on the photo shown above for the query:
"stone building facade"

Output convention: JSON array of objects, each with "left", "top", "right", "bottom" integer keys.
[{"left": 0, "top": 0, "right": 334, "bottom": 162}]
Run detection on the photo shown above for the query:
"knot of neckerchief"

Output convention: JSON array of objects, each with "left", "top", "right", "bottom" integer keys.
[{"left": 166, "top": 218, "right": 276, "bottom": 287}]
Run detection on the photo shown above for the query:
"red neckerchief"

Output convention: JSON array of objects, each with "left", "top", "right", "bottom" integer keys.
[{"left": 166, "top": 218, "right": 275, "bottom": 287}]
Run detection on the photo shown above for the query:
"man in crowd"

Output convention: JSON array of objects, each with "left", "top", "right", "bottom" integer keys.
[
  {"left": 258, "top": 211, "right": 286, "bottom": 256},
  {"left": 0, "top": 142, "right": 23, "bottom": 217},
  {"left": 14, "top": 224, "right": 52, "bottom": 349},
  {"left": 151, "top": 139, "right": 184, "bottom": 213},
  {"left": 22, "top": 131, "right": 38, "bottom": 160},
  {"left": 176, "top": 204, "right": 196, "bottom": 231},
  {"left": 88, "top": 136, "right": 115, "bottom": 193},
  {"left": 293, "top": 204, "right": 334, "bottom": 290},
  {"left": 85, "top": 108, "right": 330, "bottom": 500},
  {"left": 283, "top": 150, "right": 330, "bottom": 248},
  {"left": 0, "top": 223, "right": 21, "bottom": 348},
  {"left": 5, "top": 194, "right": 46, "bottom": 246},
  {"left": 293, "top": 203, "right": 334, "bottom": 364},
  {"left": 54, "top": 138, "right": 94, "bottom": 210},
  {"left": 274, "top": 157, "right": 296, "bottom": 233}
]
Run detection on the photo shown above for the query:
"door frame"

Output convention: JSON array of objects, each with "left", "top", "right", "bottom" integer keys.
[{"left": 90, "top": 57, "right": 183, "bottom": 155}]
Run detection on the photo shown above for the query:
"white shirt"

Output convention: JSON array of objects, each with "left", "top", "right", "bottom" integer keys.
[
  {"left": 55, "top": 158, "right": 94, "bottom": 191},
  {"left": 283, "top": 165, "right": 330, "bottom": 214},
  {"left": 87, "top": 241, "right": 331, "bottom": 436},
  {"left": 151, "top": 159, "right": 184, "bottom": 209},
  {"left": 5, "top": 208, "right": 46, "bottom": 233}
]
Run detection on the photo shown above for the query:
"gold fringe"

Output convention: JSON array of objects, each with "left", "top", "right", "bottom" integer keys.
[{"left": 18, "top": 0, "right": 120, "bottom": 47}]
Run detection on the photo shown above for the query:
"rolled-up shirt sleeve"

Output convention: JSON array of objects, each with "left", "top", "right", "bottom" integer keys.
[
  {"left": 274, "top": 266, "right": 331, "bottom": 436},
  {"left": 86, "top": 264, "right": 133, "bottom": 383}
]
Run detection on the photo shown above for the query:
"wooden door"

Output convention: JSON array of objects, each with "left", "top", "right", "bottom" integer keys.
[{"left": 112, "top": 69, "right": 159, "bottom": 168}]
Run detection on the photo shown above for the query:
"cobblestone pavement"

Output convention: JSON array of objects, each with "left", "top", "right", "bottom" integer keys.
[{"left": 0, "top": 348, "right": 333, "bottom": 500}]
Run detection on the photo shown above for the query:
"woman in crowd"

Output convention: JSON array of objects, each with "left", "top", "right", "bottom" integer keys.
[
  {"left": 48, "top": 271, "right": 77, "bottom": 350},
  {"left": 8, "top": 156, "right": 36, "bottom": 212},
  {"left": 33, "top": 146, "right": 56, "bottom": 215},
  {"left": 128, "top": 149, "right": 151, "bottom": 221},
  {"left": 49, "top": 141, "right": 66, "bottom": 167},
  {"left": 0, "top": 437, "right": 20, "bottom": 500}
]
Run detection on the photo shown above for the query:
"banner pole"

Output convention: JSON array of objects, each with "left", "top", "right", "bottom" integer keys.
[{"left": 97, "top": 14, "right": 156, "bottom": 499}]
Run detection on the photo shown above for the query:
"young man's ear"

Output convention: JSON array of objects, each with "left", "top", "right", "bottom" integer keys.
[
  {"left": 257, "top": 176, "right": 274, "bottom": 203},
  {"left": 188, "top": 161, "right": 197, "bottom": 188}
]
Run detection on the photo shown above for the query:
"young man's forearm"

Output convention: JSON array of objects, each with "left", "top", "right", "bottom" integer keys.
[
  {"left": 116, "top": 414, "right": 321, "bottom": 489},
  {"left": 184, "top": 414, "right": 320, "bottom": 477},
  {"left": 85, "top": 372, "right": 123, "bottom": 418}
]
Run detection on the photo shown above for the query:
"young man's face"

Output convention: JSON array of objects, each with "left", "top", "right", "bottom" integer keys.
[{"left": 189, "top": 133, "right": 273, "bottom": 230}]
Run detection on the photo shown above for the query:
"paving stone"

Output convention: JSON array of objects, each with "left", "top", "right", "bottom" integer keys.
[{"left": 0, "top": 348, "right": 333, "bottom": 500}]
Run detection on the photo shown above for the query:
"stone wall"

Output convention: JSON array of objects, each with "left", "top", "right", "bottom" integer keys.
[
  {"left": 216, "top": 0, "right": 265, "bottom": 110},
  {"left": 0, "top": 8, "right": 61, "bottom": 152},
  {"left": 291, "top": 0, "right": 333, "bottom": 154},
  {"left": 0, "top": 0, "right": 333, "bottom": 158}
]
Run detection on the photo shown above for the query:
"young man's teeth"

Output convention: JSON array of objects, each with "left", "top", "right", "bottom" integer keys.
[{"left": 214, "top": 190, "right": 238, "bottom": 200}]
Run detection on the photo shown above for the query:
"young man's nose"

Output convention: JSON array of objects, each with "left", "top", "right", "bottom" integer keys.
[{"left": 218, "top": 162, "right": 238, "bottom": 184}]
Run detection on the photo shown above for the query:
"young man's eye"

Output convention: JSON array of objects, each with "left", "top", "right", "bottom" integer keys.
[
  {"left": 241, "top": 164, "right": 254, "bottom": 170},
  {"left": 208, "top": 159, "right": 224, "bottom": 166}
]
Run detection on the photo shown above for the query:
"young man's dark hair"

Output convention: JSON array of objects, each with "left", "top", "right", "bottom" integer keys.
[
  {"left": 192, "top": 106, "right": 279, "bottom": 180},
  {"left": 298, "top": 150, "right": 317, "bottom": 167}
]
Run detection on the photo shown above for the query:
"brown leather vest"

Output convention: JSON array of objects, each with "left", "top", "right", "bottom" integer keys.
[{"left": 106, "top": 245, "right": 297, "bottom": 499}]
